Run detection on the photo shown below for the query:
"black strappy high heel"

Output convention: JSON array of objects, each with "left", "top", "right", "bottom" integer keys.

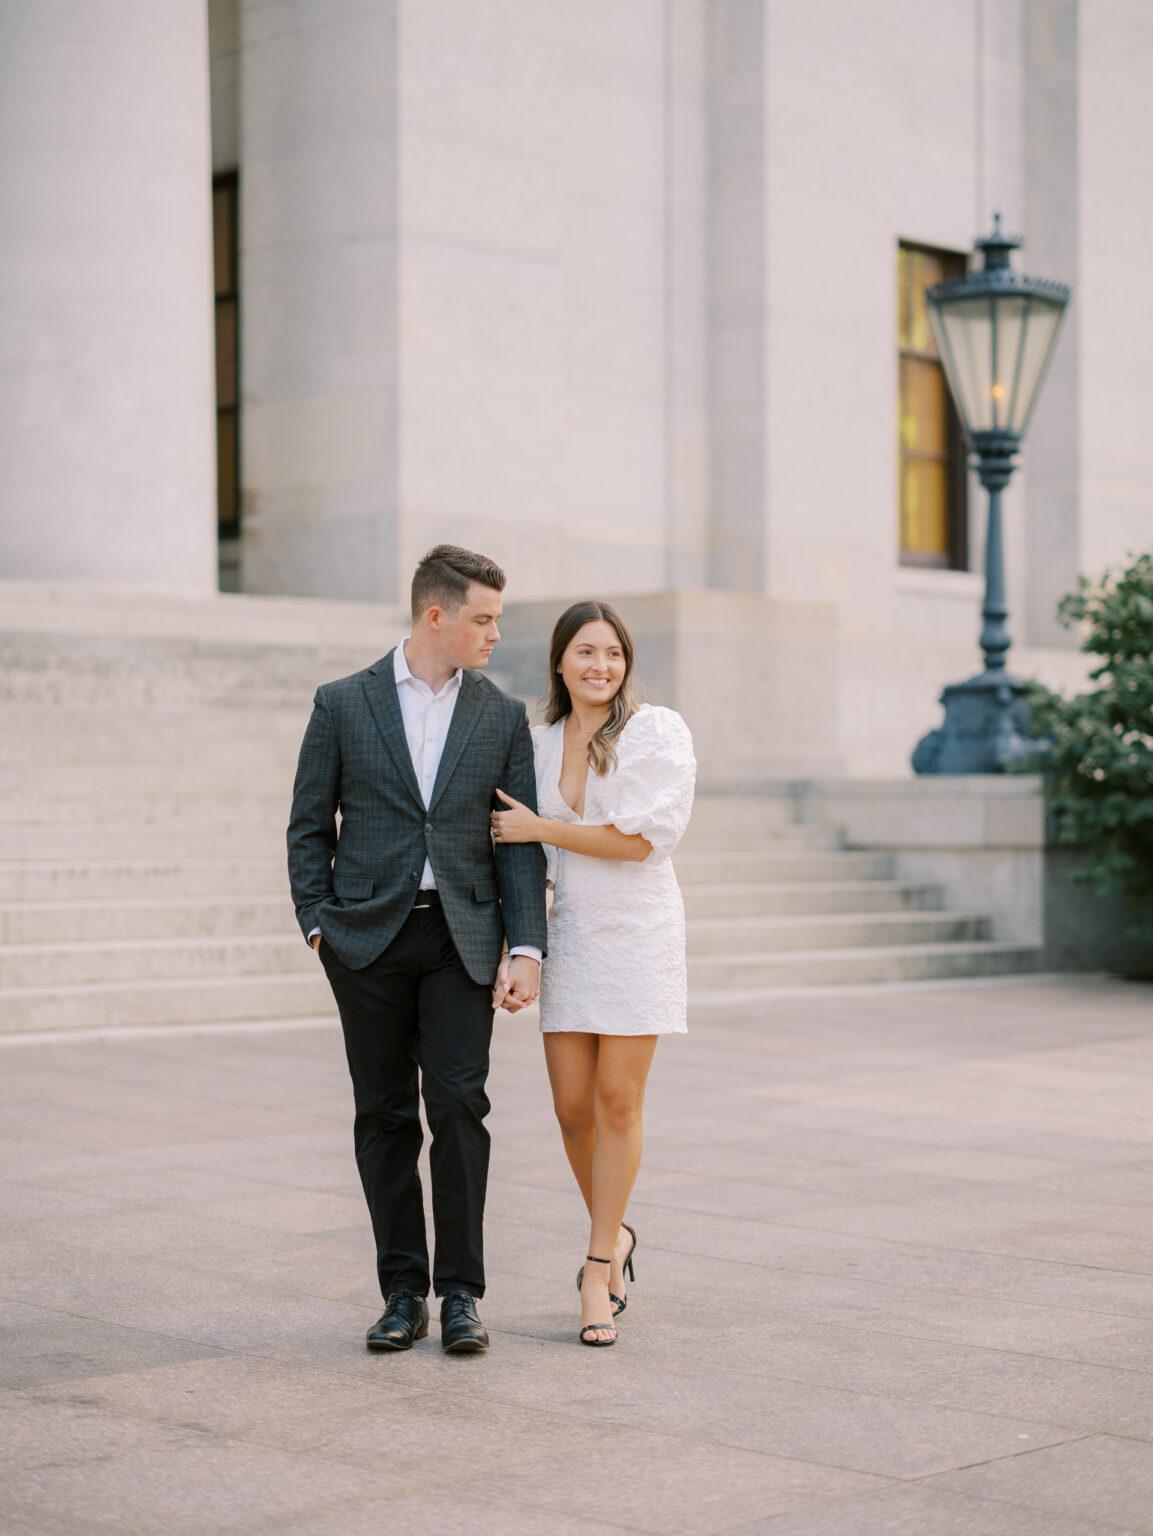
[
  {"left": 575, "top": 1223, "right": 637, "bottom": 1317},
  {"left": 578, "top": 1255, "right": 617, "bottom": 1347}
]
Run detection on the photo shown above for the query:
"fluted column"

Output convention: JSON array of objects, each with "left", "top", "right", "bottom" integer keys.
[{"left": 0, "top": 0, "right": 217, "bottom": 590}]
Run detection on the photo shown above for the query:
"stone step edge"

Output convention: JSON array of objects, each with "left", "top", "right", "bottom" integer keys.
[
  {"left": 0, "top": 822, "right": 842, "bottom": 842},
  {"left": 0, "top": 927, "right": 302, "bottom": 952},
  {"left": 691, "top": 940, "right": 1040, "bottom": 967},
  {"left": 0, "top": 858, "right": 286, "bottom": 872},
  {"left": 687, "top": 969, "right": 1062, "bottom": 1005},
  {"left": 689, "top": 910, "right": 988, "bottom": 932},
  {"left": 1, "top": 977, "right": 1086, "bottom": 1043},
  {"left": 683, "top": 879, "right": 940, "bottom": 895},
  {"left": 0, "top": 911, "right": 991, "bottom": 957},
  {"left": 676, "top": 848, "right": 881, "bottom": 860},
  {"left": 0, "top": 894, "right": 292, "bottom": 915},
  {"left": 0, "top": 971, "right": 323, "bottom": 1002},
  {"left": 0, "top": 880, "right": 942, "bottom": 915},
  {"left": 0, "top": 942, "right": 1042, "bottom": 1001},
  {"left": 0, "top": 1015, "right": 341, "bottom": 1046}
]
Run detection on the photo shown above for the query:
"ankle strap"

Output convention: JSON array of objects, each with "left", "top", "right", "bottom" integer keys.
[{"left": 585, "top": 1254, "right": 611, "bottom": 1263}]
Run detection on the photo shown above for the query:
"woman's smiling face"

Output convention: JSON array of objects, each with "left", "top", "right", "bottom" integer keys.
[{"left": 559, "top": 620, "right": 627, "bottom": 710}]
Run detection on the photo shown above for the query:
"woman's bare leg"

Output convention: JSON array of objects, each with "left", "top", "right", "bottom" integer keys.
[
  {"left": 580, "top": 1035, "right": 658, "bottom": 1340},
  {"left": 543, "top": 1032, "right": 599, "bottom": 1210}
]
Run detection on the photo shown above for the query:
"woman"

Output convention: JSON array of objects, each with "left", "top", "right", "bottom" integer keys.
[{"left": 490, "top": 600, "right": 696, "bottom": 1346}]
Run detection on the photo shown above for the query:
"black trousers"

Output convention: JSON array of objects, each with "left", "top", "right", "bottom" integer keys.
[{"left": 318, "top": 896, "right": 495, "bottom": 1301}]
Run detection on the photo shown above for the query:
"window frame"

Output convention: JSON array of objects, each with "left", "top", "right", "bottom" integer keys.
[
  {"left": 213, "top": 172, "right": 241, "bottom": 542},
  {"left": 898, "top": 240, "right": 969, "bottom": 572}
]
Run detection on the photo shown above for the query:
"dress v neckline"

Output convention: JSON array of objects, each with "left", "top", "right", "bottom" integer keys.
[{"left": 552, "top": 719, "right": 587, "bottom": 820}]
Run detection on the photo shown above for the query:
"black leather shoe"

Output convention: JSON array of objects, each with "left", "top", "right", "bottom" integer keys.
[
  {"left": 366, "top": 1290, "right": 429, "bottom": 1352},
  {"left": 439, "top": 1290, "right": 489, "bottom": 1354}
]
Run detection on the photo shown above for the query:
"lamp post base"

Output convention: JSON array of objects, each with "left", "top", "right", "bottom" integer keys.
[{"left": 912, "top": 670, "right": 1035, "bottom": 774}]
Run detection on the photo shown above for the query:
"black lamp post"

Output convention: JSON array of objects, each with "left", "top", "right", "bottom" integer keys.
[{"left": 912, "top": 215, "right": 1071, "bottom": 774}]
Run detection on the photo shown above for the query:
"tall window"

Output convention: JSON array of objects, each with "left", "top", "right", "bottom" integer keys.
[
  {"left": 213, "top": 174, "right": 240, "bottom": 539},
  {"left": 898, "top": 242, "right": 968, "bottom": 568}
]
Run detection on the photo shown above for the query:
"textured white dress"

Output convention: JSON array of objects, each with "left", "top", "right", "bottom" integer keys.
[{"left": 533, "top": 704, "right": 697, "bottom": 1036}]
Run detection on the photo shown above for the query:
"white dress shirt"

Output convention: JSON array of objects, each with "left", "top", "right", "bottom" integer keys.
[
  {"left": 394, "top": 637, "right": 464, "bottom": 892},
  {"left": 311, "top": 639, "right": 540, "bottom": 965}
]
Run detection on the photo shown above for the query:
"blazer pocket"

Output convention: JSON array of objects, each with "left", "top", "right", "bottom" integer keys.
[
  {"left": 333, "top": 875, "right": 374, "bottom": 900},
  {"left": 473, "top": 878, "right": 498, "bottom": 904}
]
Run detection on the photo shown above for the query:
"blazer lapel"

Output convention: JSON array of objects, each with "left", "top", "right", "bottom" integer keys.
[
  {"left": 428, "top": 671, "right": 490, "bottom": 812},
  {"left": 361, "top": 652, "right": 424, "bottom": 810}
]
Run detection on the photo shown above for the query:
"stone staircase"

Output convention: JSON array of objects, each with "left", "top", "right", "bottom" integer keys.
[
  {"left": 677, "top": 797, "right": 1039, "bottom": 991},
  {"left": 0, "top": 598, "right": 1040, "bottom": 1034}
]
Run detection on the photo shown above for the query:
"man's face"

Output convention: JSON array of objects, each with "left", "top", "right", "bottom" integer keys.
[{"left": 431, "top": 583, "right": 504, "bottom": 670}]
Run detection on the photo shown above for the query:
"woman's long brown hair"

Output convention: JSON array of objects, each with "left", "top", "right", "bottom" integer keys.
[{"left": 544, "top": 601, "right": 637, "bottom": 776}]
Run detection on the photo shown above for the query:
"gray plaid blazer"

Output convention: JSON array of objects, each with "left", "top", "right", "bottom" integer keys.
[{"left": 287, "top": 652, "right": 547, "bottom": 983}]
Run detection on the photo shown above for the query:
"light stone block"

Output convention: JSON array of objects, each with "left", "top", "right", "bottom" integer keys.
[
  {"left": 239, "top": 0, "right": 399, "bottom": 602},
  {"left": 793, "top": 779, "right": 1046, "bottom": 945},
  {"left": 0, "top": 0, "right": 217, "bottom": 592}
]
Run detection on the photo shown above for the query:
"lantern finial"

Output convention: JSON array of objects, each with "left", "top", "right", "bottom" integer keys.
[{"left": 976, "top": 211, "right": 1020, "bottom": 272}]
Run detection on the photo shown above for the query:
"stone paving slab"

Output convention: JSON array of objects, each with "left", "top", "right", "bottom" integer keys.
[
  {"left": 2, "top": 975, "right": 1152, "bottom": 1535},
  {"left": 924, "top": 1432, "right": 1153, "bottom": 1532},
  {"left": 721, "top": 1482, "right": 1131, "bottom": 1535}
]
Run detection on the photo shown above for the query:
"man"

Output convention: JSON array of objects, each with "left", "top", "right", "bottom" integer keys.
[{"left": 287, "top": 545, "right": 547, "bottom": 1354}]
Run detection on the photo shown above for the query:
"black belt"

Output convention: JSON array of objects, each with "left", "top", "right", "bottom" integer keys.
[{"left": 413, "top": 890, "right": 441, "bottom": 910}]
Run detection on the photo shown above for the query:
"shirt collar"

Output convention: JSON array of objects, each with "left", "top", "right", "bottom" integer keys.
[{"left": 394, "top": 638, "right": 463, "bottom": 698}]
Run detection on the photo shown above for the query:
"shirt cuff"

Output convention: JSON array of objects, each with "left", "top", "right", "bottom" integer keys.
[
  {"left": 307, "top": 927, "right": 321, "bottom": 943},
  {"left": 508, "top": 945, "right": 542, "bottom": 965}
]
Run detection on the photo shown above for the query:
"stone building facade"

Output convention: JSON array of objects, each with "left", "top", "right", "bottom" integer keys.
[{"left": 3, "top": 0, "right": 1151, "bottom": 773}]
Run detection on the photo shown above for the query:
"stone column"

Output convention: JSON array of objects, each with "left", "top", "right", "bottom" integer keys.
[
  {"left": 1023, "top": 0, "right": 1080, "bottom": 649},
  {"left": 0, "top": 0, "right": 217, "bottom": 591},
  {"left": 706, "top": 0, "right": 768, "bottom": 591},
  {"left": 1075, "top": 0, "right": 1153, "bottom": 574},
  {"left": 238, "top": 0, "right": 400, "bottom": 602}
]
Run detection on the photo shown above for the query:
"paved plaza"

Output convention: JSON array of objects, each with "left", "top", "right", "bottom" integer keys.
[{"left": 3, "top": 976, "right": 1153, "bottom": 1535}]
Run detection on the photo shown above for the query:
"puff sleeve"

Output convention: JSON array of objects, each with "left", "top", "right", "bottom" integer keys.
[{"left": 602, "top": 707, "right": 696, "bottom": 865}]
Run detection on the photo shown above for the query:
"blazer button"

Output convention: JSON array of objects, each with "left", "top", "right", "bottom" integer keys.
[{"left": 425, "top": 822, "right": 433, "bottom": 833}]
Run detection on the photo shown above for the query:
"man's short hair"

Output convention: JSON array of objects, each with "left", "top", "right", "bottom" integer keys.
[{"left": 411, "top": 544, "right": 507, "bottom": 619}]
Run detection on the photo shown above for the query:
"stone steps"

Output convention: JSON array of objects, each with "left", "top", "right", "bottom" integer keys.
[
  {"left": 0, "top": 615, "right": 1045, "bottom": 1030},
  {"left": 0, "top": 740, "right": 297, "bottom": 776},
  {"left": 0, "top": 817, "right": 853, "bottom": 866},
  {"left": 677, "top": 822, "right": 841, "bottom": 852},
  {"left": 5, "top": 878, "right": 957, "bottom": 935},
  {"left": 0, "top": 824, "right": 288, "bottom": 860},
  {"left": 0, "top": 934, "right": 313, "bottom": 988},
  {"left": 681, "top": 880, "right": 946, "bottom": 918},
  {"left": 0, "top": 939, "right": 1043, "bottom": 1033},
  {"left": 0, "top": 800, "right": 833, "bottom": 847},
  {"left": 687, "top": 910, "right": 989, "bottom": 955},
  {"left": 0, "top": 824, "right": 1037, "bottom": 1027},
  {"left": 674, "top": 850, "right": 897, "bottom": 884},
  {"left": 0, "top": 895, "right": 295, "bottom": 944},
  {"left": 0, "top": 858, "right": 285, "bottom": 901},
  {"left": 0, "top": 709, "right": 307, "bottom": 739},
  {"left": 0, "top": 971, "right": 333, "bottom": 1033},
  {"left": 0, "top": 753, "right": 298, "bottom": 785},
  {"left": 0, "top": 910, "right": 995, "bottom": 988},
  {"left": 0, "top": 766, "right": 811, "bottom": 822},
  {"left": 687, "top": 941, "right": 1041, "bottom": 990},
  {"left": 0, "top": 796, "right": 297, "bottom": 826}
]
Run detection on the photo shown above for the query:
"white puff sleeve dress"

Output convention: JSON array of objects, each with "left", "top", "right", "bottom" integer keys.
[{"left": 532, "top": 704, "right": 697, "bottom": 1036}]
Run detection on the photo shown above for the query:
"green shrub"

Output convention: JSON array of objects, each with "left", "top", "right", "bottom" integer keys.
[{"left": 1023, "top": 550, "right": 1153, "bottom": 936}]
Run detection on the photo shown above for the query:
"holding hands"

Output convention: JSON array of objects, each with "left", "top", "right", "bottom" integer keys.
[
  {"left": 490, "top": 788, "right": 541, "bottom": 844},
  {"left": 491, "top": 952, "right": 540, "bottom": 1013}
]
